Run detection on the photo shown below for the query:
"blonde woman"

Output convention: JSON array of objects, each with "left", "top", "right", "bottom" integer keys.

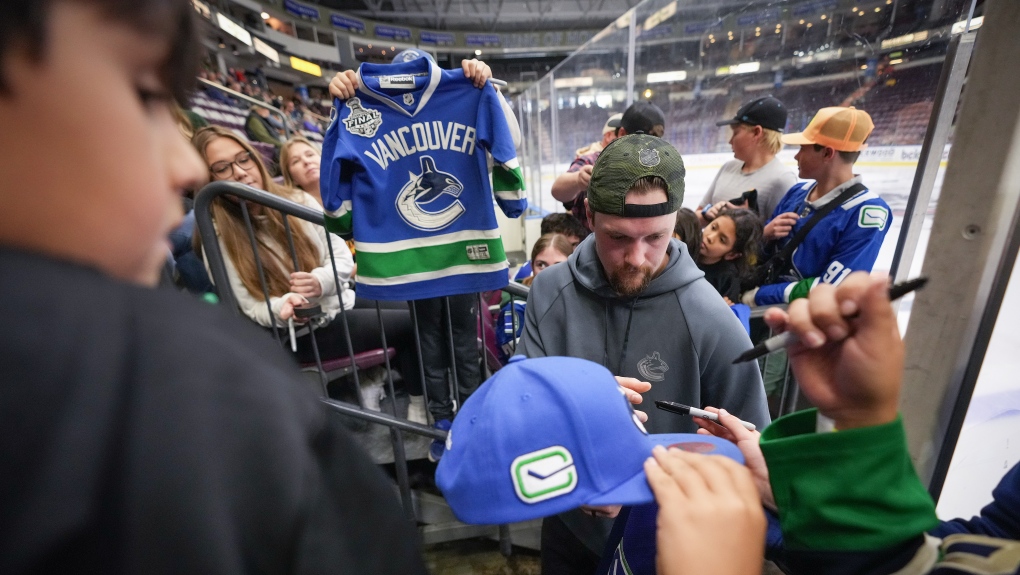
[
  {"left": 698, "top": 96, "right": 798, "bottom": 225},
  {"left": 280, "top": 136, "right": 323, "bottom": 205}
]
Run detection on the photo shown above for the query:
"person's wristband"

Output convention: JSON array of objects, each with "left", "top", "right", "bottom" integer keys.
[{"left": 702, "top": 205, "right": 714, "bottom": 221}]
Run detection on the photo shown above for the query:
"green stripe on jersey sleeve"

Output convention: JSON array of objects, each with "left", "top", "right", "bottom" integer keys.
[
  {"left": 492, "top": 163, "right": 525, "bottom": 198},
  {"left": 324, "top": 212, "right": 353, "bottom": 235}
]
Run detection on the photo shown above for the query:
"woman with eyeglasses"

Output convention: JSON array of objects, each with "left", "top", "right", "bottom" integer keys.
[{"left": 191, "top": 127, "right": 422, "bottom": 411}]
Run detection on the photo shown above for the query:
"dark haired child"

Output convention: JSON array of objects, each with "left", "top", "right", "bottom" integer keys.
[
  {"left": 673, "top": 207, "right": 702, "bottom": 259},
  {"left": 0, "top": 1, "right": 424, "bottom": 572},
  {"left": 696, "top": 207, "right": 763, "bottom": 303}
]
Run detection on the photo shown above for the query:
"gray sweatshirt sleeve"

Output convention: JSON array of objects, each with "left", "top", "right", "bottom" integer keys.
[{"left": 516, "top": 294, "right": 546, "bottom": 358}]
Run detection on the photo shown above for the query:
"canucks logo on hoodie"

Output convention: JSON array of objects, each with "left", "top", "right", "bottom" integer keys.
[{"left": 636, "top": 352, "right": 668, "bottom": 382}]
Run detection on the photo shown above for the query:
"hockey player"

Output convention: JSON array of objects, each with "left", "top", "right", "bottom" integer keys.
[
  {"left": 518, "top": 134, "right": 769, "bottom": 575},
  {"left": 743, "top": 106, "right": 893, "bottom": 306}
]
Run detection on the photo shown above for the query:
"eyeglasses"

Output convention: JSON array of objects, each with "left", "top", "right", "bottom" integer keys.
[{"left": 210, "top": 152, "right": 256, "bottom": 180}]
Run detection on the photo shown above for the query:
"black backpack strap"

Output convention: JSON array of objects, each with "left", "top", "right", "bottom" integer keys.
[{"left": 772, "top": 182, "right": 868, "bottom": 263}]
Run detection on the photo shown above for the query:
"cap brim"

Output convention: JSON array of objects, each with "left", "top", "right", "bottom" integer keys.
[
  {"left": 586, "top": 433, "right": 745, "bottom": 506},
  {"left": 780, "top": 132, "right": 814, "bottom": 146},
  {"left": 715, "top": 118, "right": 739, "bottom": 127}
]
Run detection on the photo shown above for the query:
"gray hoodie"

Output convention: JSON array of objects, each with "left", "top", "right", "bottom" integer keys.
[{"left": 519, "top": 235, "right": 770, "bottom": 435}]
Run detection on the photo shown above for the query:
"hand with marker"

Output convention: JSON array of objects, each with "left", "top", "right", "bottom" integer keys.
[
  {"left": 693, "top": 407, "right": 774, "bottom": 511},
  {"left": 460, "top": 59, "right": 492, "bottom": 89},
  {"left": 763, "top": 271, "right": 903, "bottom": 430},
  {"left": 615, "top": 376, "right": 651, "bottom": 423},
  {"left": 645, "top": 446, "right": 766, "bottom": 575},
  {"left": 277, "top": 293, "right": 310, "bottom": 324}
]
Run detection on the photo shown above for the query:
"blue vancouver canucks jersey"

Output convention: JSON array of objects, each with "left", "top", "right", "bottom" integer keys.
[
  {"left": 755, "top": 178, "right": 892, "bottom": 305},
  {"left": 321, "top": 57, "right": 526, "bottom": 301}
]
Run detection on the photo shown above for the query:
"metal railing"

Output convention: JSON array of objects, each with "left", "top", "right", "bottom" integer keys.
[{"left": 193, "top": 180, "right": 534, "bottom": 551}]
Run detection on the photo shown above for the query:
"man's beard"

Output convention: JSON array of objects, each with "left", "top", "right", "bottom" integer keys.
[{"left": 609, "top": 264, "right": 654, "bottom": 297}]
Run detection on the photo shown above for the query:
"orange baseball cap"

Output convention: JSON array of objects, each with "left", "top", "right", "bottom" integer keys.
[{"left": 781, "top": 106, "right": 874, "bottom": 152}]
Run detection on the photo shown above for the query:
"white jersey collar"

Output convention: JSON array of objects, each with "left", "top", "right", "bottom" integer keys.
[{"left": 355, "top": 58, "right": 442, "bottom": 118}]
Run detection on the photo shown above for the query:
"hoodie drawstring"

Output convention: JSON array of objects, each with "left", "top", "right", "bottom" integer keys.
[{"left": 604, "top": 297, "right": 639, "bottom": 375}]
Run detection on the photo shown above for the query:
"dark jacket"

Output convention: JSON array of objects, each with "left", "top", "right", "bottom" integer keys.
[{"left": 0, "top": 249, "right": 426, "bottom": 574}]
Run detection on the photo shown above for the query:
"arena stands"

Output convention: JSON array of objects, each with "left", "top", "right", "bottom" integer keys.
[
  {"left": 189, "top": 80, "right": 326, "bottom": 170},
  {"left": 859, "top": 62, "right": 943, "bottom": 145}
]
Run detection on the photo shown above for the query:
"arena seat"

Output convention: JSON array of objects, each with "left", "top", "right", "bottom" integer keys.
[{"left": 301, "top": 347, "right": 397, "bottom": 383}]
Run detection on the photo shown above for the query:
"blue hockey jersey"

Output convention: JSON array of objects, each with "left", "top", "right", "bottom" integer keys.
[
  {"left": 320, "top": 57, "right": 526, "bottom": 301},
  {"left": 755, "top": 177, "right": 892, "bottom": 305}
]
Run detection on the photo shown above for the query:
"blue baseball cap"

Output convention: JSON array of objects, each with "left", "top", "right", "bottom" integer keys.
[
  {"left": 436, "top": 356, "right": 744, "bottom": 525},
  {"left": 392, "top": 49, "right": 436, "bottom": 63}
]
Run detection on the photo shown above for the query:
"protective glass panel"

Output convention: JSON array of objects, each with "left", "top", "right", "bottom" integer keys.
[
  {"left": 937, "top": 260, "right": 1020, "bottom": 520},
  {"left": 520, "top": 0, "right": 983, "bottom": 282}
]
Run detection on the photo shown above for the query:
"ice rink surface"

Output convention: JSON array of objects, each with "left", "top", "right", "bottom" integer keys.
[{"left": 526, "top": 149, "right": 1019, "bottom": 519}]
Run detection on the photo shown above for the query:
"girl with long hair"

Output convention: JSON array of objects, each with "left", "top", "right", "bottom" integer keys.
[
  {"left": 695, "top": 207, "right": 763, "bottom": 303},
  {"left": 192, "top": 127, "right": 422, "bottom": 413},
  {"left": 279, "top": 136, "right": 323, "bottom": 204},
  {"left": 519, "top": 233, "right": 575, "bottom": 287}
]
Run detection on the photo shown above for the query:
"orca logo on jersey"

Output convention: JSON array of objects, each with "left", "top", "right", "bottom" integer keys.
[
  {"left": 343, "top": 98, "right": 382, "bottom": 138},
  {"left": 396, "top": 156, "right": 466, "bottom": 231}
]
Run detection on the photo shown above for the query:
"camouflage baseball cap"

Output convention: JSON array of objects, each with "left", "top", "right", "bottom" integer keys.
[{"left": 587, "top": 134, "right": 685, "bottom": 217}]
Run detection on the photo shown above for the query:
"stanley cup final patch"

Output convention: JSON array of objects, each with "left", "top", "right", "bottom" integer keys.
[
  {"left": 638, "top": 148, "right": 660, "bottom": 167},
  {"left": 343, "top": 98, "right": 382, "bottom": 138}
]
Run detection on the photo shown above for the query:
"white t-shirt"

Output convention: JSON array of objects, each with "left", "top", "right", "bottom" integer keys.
[{"left": 699, "top": 157, "right": 798, "bottom": 220}]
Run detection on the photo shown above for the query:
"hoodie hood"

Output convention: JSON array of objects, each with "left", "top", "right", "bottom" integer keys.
[{"left": 568, "top": 235, "right": 705, "bottom": 300}]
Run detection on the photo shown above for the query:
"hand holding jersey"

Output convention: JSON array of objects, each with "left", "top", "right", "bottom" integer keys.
[
  {"left": 320, "top": 56, "right": 526, "bottom": 301},
  {"left": 328, "top": 56, "right": 494, "bottom": 100}
]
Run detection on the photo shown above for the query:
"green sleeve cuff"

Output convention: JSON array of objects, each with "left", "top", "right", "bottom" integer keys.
[
  {"left": 323, "top": 212, "right": 352, "bottom": 236},
  {"left": 786, "top": 277, "right": 818, "bottom": 302},
  {"left": 760, "top": 409, "right": 937, "bottom": 551}
]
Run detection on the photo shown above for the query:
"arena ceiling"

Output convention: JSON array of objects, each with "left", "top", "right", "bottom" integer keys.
[{"left": 307, "top": 0, "right": 764, "bottom": 32}]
